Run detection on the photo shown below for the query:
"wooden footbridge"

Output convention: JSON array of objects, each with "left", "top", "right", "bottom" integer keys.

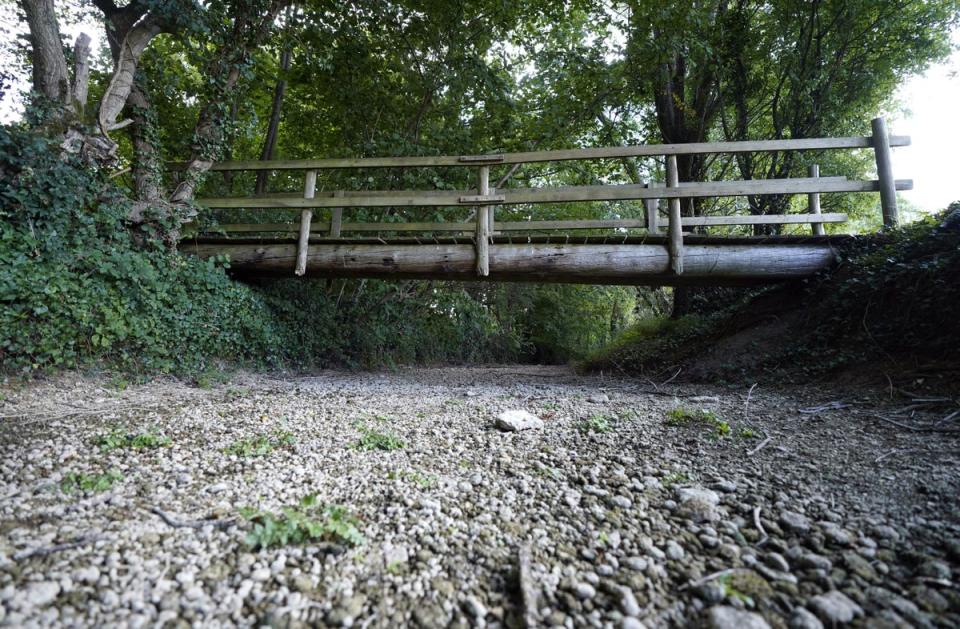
[{"left": 181, "top": 118, "right": 910, "bottom": 286}]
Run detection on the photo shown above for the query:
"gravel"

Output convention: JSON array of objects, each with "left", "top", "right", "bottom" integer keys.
[{"left": 1, "top": 365, "right": 959, "bottom": 627}]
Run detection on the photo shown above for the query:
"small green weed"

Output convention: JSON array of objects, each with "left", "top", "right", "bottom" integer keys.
[
  {"left": 239, "top": 495, "right": 365, "bottom": 550},
  {"left": 579, "top": 414, "right": 613, "bottom": 434},
  {"left": 353, "top": 427, "right": 405, "bottom": 451},
  {"left": 387, "top": 469, "right": 436, "bottom": 488},
  {"left": 738, "top": 427, "right": 759, "bottom": 440},
  {"left": 661, "top": 471, "right": 690, "bottom": 487},
  {"left": 225, "top": 430, "right": 296, "bottom": 457},
  {"left": 386, "top": 560, "right": 404, "bottom": 575},
  {"left": 94, "top": 427, "right": 171, "bottom": 452},
  {"left": 665, "top": 407, "right": 729, "bottom": 438},
  {"left": 61, "top": 470, "right": 123, "bottom": 494}
]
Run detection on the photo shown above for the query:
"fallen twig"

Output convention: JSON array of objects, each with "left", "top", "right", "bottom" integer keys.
[
  {"left": 798, "top": 401, "right": 850, "bottom": 414},
  {"left": 747, "top": 436, "right": 772, "bottom": 456},
  {"left": 150, "top": 507, "right": 236, "bottom": 530},
  {"left": 517, "top": 544, "right": 538, "bottom": 628},
  {"left": 0, "top": 403, "right": 161, "bottom": 425},
  {"left": 753, "top": 506, "right": 769, "bottom": 547},
  {"left": 679, "top": 568, "right": 743, "bottom": 591},
  {"left": 660, "top": 368, "right": 682, "bottom": 387},
  {"left": 869, "top": 414, "right": 960, "bottom": 434},
  {"left": 14, "top": 533, "right": 106, "bottom": 561},
  {"left": 744, "top": 383, "right": 758, "bottom": 413}
]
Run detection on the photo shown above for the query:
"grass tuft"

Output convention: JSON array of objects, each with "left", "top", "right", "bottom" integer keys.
[{"left": 61, "top": 470, "right": 123, "bottom": 494}]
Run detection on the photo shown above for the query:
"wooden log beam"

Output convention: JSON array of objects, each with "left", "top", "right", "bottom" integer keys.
[
  {"left": 476, "top": 166, "right": 490, "bottom": 276},
  {"left": 808, "top": 164, "right": 825, "bottom": 236},
  {"left": 666, "top": 156, "right": 683, "bottom": 274},
  {"left": 197, "top": 178, "right": 913, "bottom": 210},
  {"left": 177, "top": 135, "right": 911, "bottom": 171},
  {"left": 181, "top": 242, "right": 838, "bottom": 287},
  {"left": 294, "top": 170, "right": 317, "bottom": 276},
  {"left": 872, "top": 117, "right": 900, "bottom": 227}
]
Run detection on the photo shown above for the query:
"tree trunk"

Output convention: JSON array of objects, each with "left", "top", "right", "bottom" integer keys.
[
  {"left": 20, "top": 0, "right": 70, "bottom": 105},
  {"left": 127, "top": 77, "right": 163, "bottom": 202},
  {"left": 255, "top": 47, "right": 292, "bottom": 195}
]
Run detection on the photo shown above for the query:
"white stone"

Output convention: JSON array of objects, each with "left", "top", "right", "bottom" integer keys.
[{"left": 495, "top": 410, "right": 544, "bottom": 431}]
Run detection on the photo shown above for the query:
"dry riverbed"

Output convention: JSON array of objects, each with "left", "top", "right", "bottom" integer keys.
[{"left": 0, "top": 366, "right": 958, "bottom": 628}]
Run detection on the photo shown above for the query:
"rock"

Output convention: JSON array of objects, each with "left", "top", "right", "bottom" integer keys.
[
  {"left": 712, "top": 480, "right": 738, "bottom": 494},
  {"left": 573, "top": 582, "right": 596, "bottom": 600},
  {"left": 764, "top": 552, "right": 790, "bottom": 573},
  {"left": 808, "top": 591, "right": 864, "bottom": 624},
  {"left": 587, "top": 394, "right": 610, "bottom": 404},
  {"left": 495, "top": 410, "right": 544, "bottom": 432},
  {"left": 842, "top": 551, "right": 877, "bottom": 581},
  {"left": 625, "top": 557, "right": 648, "bottom": 572},
  {"left": 25, "top": 582, "right": 60, "bottom": 607},
  {"left": 73, "top": 566, "right": 100, "bottom": 584},
  {"left": 918, "top": 559, "right": 951, "bottom": 580},
  {"left": 611, "top": 495, "right": 633, "bottom": 509},
  {"left": 206, "top": 482, "right": 228, "bottom": 494},
  {"left": 250, "top": 568, "right": 271, "bottom": 582},
  {"left": 665, "top": 541, "right": 685, "bottom": 560},
  {"left": 690, "top": 396, "right": 720, "bottom": 403},
  {"left": 779, "top": 511, "right": 811, "bottom": 535},
  {"left": 798, "top": 552, "right": 832, "bottom": 571},
  {"left": 869, "top": 524, "right": 900, "bottom": 541},
  {"left": 621, "top": 618, "right": 647, "bottom": 629},
  {"left": 706, "top": 605, "right": 771, "bottom": 629},
  {"left": 788, "top": 607, "right": 824, "bottom": 629},
  {"left": 676, "top": 487, "right": 721, "bottom": 523},
  {"left": 692, "top": 583, "right": 726, "bottom": 604},
  {"left": 819, "top": 522, "right": 852, "bottom": 546},
  {"left": 327, "top": 594, "right": 366, "bottom": 626},
  {"left": 463, "top": 596, "right": 487, "bottom": 620},
  {"left": 619, "top": 587, "right": 641, "bottom": 617}
]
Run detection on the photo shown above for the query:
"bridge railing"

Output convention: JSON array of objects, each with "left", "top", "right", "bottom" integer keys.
[{"left": 189, "top": 117, "right": 910, "bottom": 276}]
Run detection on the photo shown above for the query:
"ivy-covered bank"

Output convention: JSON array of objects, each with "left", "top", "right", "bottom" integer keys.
[
  {"left": 584, "top": 206, "right": 960, "bottom": 384},
  {"left": 0, "top": 127, "right": 634, "bottom": 375},
  {"left": 0, "top": 126, "right": 285, "bottom": 373}
]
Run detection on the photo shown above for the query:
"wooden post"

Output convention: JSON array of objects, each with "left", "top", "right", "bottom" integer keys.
[
  {"left": 475, "top": 166, "right": 490, "bottom": 276},
  {"left": 871, "top": 116, "right": 899, "bottom": 228},
  {"left": 330, "top": 190, "right": 343, "bottom": 237},
  {"left": 295, "top": 169, "right": 317, "bottom": 276},
  {"left": 644, "top": 181, "right": 660, "bottom": 233},
  {"left": 807, "top": 164, "right": 825, "bottom": 236},
  {"left": 665, "top": 156, "right": 683, "bottom": 274}
]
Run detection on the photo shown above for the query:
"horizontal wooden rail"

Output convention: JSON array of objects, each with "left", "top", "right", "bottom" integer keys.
[
  {"left": 194, "top": 213, "right": 848, "bottom": 236},
  {"left": 179, "top": 136, "right": 910, "bottom": 171},
  {"left": 198, "top": 178, "right": 911, "bottom": 210}
]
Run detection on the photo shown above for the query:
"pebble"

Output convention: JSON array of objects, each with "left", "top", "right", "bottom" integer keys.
[
  {"left": 24, "top": 582, "right": 60, "bottom": 608},
  {"left": 788, "top": 607, "right": 824, "bottom": 629},
  {"left": 573, "top": 582, "right": 596, "bottom": 600},
  {"left": 250, "top": 568, "right": 271, "bottom": 582},
  {"left": 808, "top": 591, "right": 864, "bottom": 624},
  {"left": 619, "top": 587, "right": 641, "bottom": 617},
  {"left": 779, "top": 511, "right": 811, "bottom": 534},
  {"left": 665, "top": 540, "right": 685, "bottom": 560},
  {"left": 706, "top": 605, "right": 771, "bottom": 628}
]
